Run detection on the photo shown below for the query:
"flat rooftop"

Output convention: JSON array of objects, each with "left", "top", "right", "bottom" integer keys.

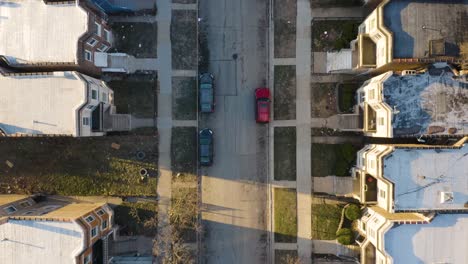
[
  {"left": 383, "top": 144, "right": 468, "bottom": 211},
  {"left": 0, "top": 0, "right": 88, "bottom": 64},
  {"left": 382, "top": 65, "right": 468, "bottom": 136},
  {"left": 383, "top": 0, "right": 468, "bottom": 58},
  {"left": 385, "top": 214, "right": 468, "bottom": 263},
  {"left": 0, "top": 72, "right": 86, "bottom": 136}
]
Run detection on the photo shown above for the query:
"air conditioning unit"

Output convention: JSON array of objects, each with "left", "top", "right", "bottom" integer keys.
[{"left": 440, "top": 192, "right": 454, "bottom": 203}]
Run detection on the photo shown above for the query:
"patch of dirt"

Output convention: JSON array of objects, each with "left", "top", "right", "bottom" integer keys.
[
  {"left": 274, "top": 65, "right": 296, "bottom": 120},
  {"left": 274, "top": 0, "right": 297, "bottom": 58},
  {"left": 311, "top": 82, "right": 338, "bottom": 118},
  {"left": 171, "top": 10, "right": 198, "bottom": 70}
]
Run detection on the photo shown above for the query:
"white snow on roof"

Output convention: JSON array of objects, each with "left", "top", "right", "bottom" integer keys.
[
  {"left": 383, "top": 144, "right": 468, "bottom": 210},
  {"left": 383, "top": 68, "right": 468, "bottom": 136},
  {"left": 0, "top": 219, "right": 84, "bottom": 264},
  {"left": 0, "top": 0, "right": 88, "bottom": 64},
  {"left": 385, "top": 214, "right": 468, "bottom": 264},
  {"left": 0, "top": 72, "right": 87, "bottom": 136}
]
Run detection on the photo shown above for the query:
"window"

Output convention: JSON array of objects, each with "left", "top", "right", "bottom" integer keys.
[
  {"left": 362, "top": 222, "right": 366, "bottom": 231},
  {"left": 104, "top": 29, "right": 111, "bottom": 42},
  {"left": 91, "top": 226, "right": 98, "bottom": 238},
  {"left": 19, "top": 201, "right": 32, "bottom": 208},
  {"left": 101, "top": 219, "right": 108, "bottom": 230},
  {"left": 361, "top": 157, "right": 366, "bottom": 167},
  {"left": 95, "top": 22, "right": 102, "bottom": 36},
  {"left": 86, "top": 38, "right": 98, "bottom": 47},
  {"left": 91, "top": 90, "right": 98, "bottom": 100},
  {"left": 83, "top": 117, "right": 90, "bottom": 126},
  {"left": 370, "top": 160, "right": 375, "bottom": 169},
  {"left": 97, "top": 44, "right": 109, "bottom": 52},
  {"left": 87, "top": 105, "right": 95, "bottom": 109},
  {"left": 96, "top": 209, "right": 105, "bottom": 216},
  {"left": 4, "top": 206, "right": 17, "bottom": 214},
  {"left": 85, "top": 215, "right": 95, "bottom": 223},
  {"left": 84, "top": 253, "right": 92, "bottom": 264},
  {"left": 379, "top": 189, "right": 386, "bottom": 199},
  {"left": 378, "top": 117, "right": 385, "bottom": 126},
  {"left": 84, "top": 50, "right": 92, "bottom": 61},
  {"left": 101, "top": 92, "right": 108, "bottom": 103},
  {"left": 24, "top": 211, "right": 34, "bottom": 215}
]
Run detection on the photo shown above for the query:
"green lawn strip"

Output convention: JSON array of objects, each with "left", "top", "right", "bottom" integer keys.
[
  {"left": 111, "top": 22, "right": 158, "bottom": 58},
  {"left": 275, "top": 250, "right": 298, "bottom": 264},
  {"left": 113, "top": 202, "right": 158, "bottom": 236},
  {"left": 311, "top": 143, "right": 357, "bottom": 176},
  {"left": 311, "top": 203, "right": 343, "bottom": 240},
  {"left": 338, "top": 83, "right": 359, "bottom": 113},
  {"left": 274, "top": 65, "right": 296, "bottom": 120},
  {"left": 171, "top": 185, "right": 198, "bottom": 243},
  {"left": 171, "top": 127, "right": 197, "bottom": 178},
  {"left": 171, "top": 10, "right": 197, "bottom": 70},
  {"left": 274, "top": 127, "right": 296, "bottom": 181},
  {"left": 312, "top": 20, "right": 360, "bottom": 52},
  {"left": 108, "top": 76, "right": 157, "bottom": 118},
  {"left": 273, "top": 0, "right": 297, "bottom": 58},
  {"left": 0, "top": 136, "right": 158, "bottom": 196},
  {"left": 274, "top": 188, "right": 297, "bottom": 243},
  {"left": 172, "top": 77, "right": 197, "bottom": 120}
]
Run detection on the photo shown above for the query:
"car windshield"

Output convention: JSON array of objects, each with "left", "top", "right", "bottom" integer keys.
[
  {"left": 259, "top": 101, "right": 269, "bottom": 108},
  {"left": 200, "top": 83, "right": 212, "bottom": 89},
  {"left": 200, "top": 138, "right": 211, "bottom": 145}
]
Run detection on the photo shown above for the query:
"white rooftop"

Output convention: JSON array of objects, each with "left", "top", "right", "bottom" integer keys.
[
  {"left": 0, "top": 0, "right": 88, "bottom": 64},
  {"left": 0, "top": 219, "right": 84, "bottom": 264},
  {"left": 0, "top": 72, "right": 87, "bottom": 136},
  {"left": 383, "top": 144, "right": 468, "bottom": 210},
  {"left": 385, "top": 214, "right": 468, "bottom": 263}
]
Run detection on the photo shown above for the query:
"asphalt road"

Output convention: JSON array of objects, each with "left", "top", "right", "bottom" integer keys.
[{"left": 199, "top": 0, "right": 269, "bottom": 263}]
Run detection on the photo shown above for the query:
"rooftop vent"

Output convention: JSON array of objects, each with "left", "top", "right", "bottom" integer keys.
[{"left": 440, "top": 192, "right": 454, "bottom": 204}]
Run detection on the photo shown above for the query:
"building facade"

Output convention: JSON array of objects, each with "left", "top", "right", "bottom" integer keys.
[
  {"left": 0, "top": 71, "right": 130, "bottom": 137},
  {"left": 0, "top": 195, "right": 114, "bottom": 264}
]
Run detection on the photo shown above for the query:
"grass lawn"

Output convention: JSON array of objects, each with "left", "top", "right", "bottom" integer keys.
[
  {"left": 274, "top": 65, "right": 296, "bottom": 120},
  {"left": 172, "top": 10, "right": 197, "bottom": 70},
  {"left": 108, "top": 74, "right": 157, "bottom": 119},
  {"left": 338, "top": 83, "right": 359, "bottom": 113},
  {"left": 171, "top": 185, "right": 198, "bottom": 242},
  {"left": 275, "top": 250, "right": 298, "bottom": 264},
  {"left": 311, "top": 83, "right": 338, "bottom": 118},
  {"left": 0, "top": 136, "right": 158, "bottom": 196},
  {"left": 171, "top": 127, "right": 197, "bottom": 178},
  {"left": 274, "top": 188, "right": 297, "bottom": 242},
  {"left": 312, "top": 20, "right": 361, "bottom": 52},
  {"left": 311, "top": 203, "right": 343, "bottom": 240},
  {"left": 274, "top": 0, "right": 297, "bottom": 58},
  {"left": 111, "top": 22, "right": 158, "bottom": 58},
  {"left": 311, "top": 143, "right": 358, "bottom": 176},
  {"left": 172, "top": 77, "right": 197, "bottom": 120},
  {"left": 113, "top": 202, "right": 158, "bottom": 236},
  {"left": 274, "top": 127, "right": 296, "bottom": 181}
]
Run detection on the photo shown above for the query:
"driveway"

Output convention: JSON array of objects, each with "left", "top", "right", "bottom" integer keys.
[{"left": 199, "top": 0, "right": 269, "bottom": 263}]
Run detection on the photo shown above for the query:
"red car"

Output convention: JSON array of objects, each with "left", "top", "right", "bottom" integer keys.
[{"left": 255, "top": 88, "right": 271, "bottom": 123}]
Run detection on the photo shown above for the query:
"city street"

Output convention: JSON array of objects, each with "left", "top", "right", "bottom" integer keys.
[{"left": 199, "top": 0, "right": 270, "bottom": 263}]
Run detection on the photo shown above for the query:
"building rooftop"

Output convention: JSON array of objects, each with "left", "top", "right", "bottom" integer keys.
[
  {"left": 385, "top": 214, "right": 468, "bottom": 263},
  {"left": 383, "top": 0, "right": 468, "bottom": 58},
  {"left": 0, "top": 0, "right": 88, "bottom": 65},
  {"left": 383, "top": 144, "right": 468, "bottom": 210},
  {"left": 0, "top": 72, "right": 87, "bottom": 136},
  {"left": 382, "top": 65, "right": 468, "bottom": 136}
]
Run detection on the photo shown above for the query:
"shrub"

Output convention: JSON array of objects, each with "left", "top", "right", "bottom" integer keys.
[
  {"left": 337, "top": 234, "right": 353, "bottom": 245},
  {"left": 345, "top": 204, "right": 361, "bottom": 220},
  {"left": 336, "top": 227, "right": 352, "bottom": 237}
]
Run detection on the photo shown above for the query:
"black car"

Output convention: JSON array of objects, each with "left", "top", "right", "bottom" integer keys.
[
  {"left": 199, "top": 128, "right": 214, "bottom": 166},
  {"left": 199, "top": 73, "right": 215, "bottom": 113}
]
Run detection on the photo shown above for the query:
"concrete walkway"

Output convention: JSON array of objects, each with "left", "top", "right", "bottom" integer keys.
[
  {"left": 155, "top": 0, "right": 173, "bottom": 259},
  {"left": 296, "top": 0, "right": 313, "bottom": 262}
]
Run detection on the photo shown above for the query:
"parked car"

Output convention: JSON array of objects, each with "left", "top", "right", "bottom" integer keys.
[
  {"left": 199, "top": 128, "right": 214, "bottom": 166},
  {"left": 255, "top": 87, "right": 271, "bottom": 123},
  {"left": 199, "top": 73, "right": 215, "bottom": 113}
]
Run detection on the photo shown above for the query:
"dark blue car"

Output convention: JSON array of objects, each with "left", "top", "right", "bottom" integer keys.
[
  {"left": 199, "top": 128, "right": 213, "bottom": 166},
  {"left": 199, "top": 73, "right": 215, "bottom": 113}
]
